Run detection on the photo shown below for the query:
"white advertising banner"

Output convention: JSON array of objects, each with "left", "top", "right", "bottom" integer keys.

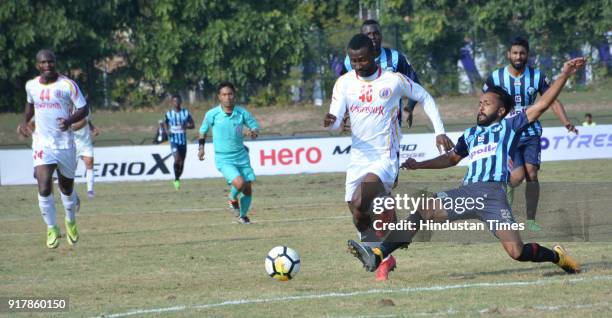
[{"left": 1, "top": 125, "right": 611, "bottom": 185}]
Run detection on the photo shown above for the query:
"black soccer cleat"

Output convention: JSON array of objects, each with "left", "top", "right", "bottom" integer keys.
[{"left": 347, "top": 240, "right": 382, "bottom": 272}]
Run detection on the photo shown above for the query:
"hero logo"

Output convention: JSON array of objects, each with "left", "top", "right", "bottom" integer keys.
[
  {"left": 468, "top": 142, "right": 498, "bottom": 162},
  {"left": 260, "top": 147, "right": 322, "bottom": 166}
]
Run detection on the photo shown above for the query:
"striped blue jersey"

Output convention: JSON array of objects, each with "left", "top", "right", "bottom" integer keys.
[
  {"left": 453, "top": 111, "right": 529, "bottom": 184},
  {"left": 482, "top": 66, "right": 549, "bottom": 139},
  {"left": 165, "top": 108, "right": 193, "bottom": 145}
]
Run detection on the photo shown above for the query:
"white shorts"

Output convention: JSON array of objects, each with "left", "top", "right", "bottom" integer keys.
[
  {"left": 75, "top": 140, "right": 94, "bottom": 158},
  {"left": 344, "top": 155, "right": 399, "bottom": 202},
  {"left": 32, "top": 147, "right": 77, "bottom": 179}
]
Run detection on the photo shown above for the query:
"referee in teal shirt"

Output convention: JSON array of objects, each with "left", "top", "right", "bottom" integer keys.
[{"left": 198, "top": 82, "right": 259, "bottom": 224}]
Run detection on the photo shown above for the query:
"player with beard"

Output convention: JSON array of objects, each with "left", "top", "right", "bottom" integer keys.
[{"left": 483, "top": 37, "right": 578, "bottom": 231}]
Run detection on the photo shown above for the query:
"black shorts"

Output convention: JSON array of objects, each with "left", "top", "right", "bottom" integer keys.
[
  {"left": 437, "top": 182, "right": 515, "bottom": 232},
  {"left": 170, "top": 143, "right": 187, "bottom": 158}
]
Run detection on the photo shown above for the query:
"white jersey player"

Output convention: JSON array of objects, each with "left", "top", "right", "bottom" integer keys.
[
  {"left": 324, "top": 34, "right": 452, "bottom": 281},
  {"left": 73, "top": 115, "right": 99, "bottom": 198},
  {"left": 17, "top": 49, "right": 89, "bottom": 249}
]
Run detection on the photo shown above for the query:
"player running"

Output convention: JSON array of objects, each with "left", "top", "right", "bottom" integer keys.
[
  {"left": 325, "top": 34, "right": 450, "bottom": 281},
  {"left": 348, "top": 57, "right": 586, "bottom": 275},
  {"left": 483, "top": 37, "right": 578, "bottom": 231},
  {"left": 17, "top": 49, "right": 89, "bottom": 249},
  {"left": 73, "top": 116, "right": 99, "bottom": 198},
  {"left": 198, "top": 82, "right": 259, "bottom": 224},
  {"left": 163, "top": 94, "right": 195, "bottom": 190}
]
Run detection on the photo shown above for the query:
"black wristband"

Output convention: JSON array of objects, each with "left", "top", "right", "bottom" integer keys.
[{"left": 198, "top": 138, "right": 205, "bottom": 146}]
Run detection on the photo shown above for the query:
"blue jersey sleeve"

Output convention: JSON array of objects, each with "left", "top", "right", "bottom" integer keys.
[
  {"left": 453, "top": 135, "right": 469, "bottom": 158},
  {"left": 505, "top": 110, "right": 529, "bottom": 132},
  {"left": 242, "top": 108, "right": 259, "bottom": 131},
  {"left": 482, "top": 75, "right": 495, "bottom": 92},
  {"left": 199, "top": 111, "right": 213, "bottom": 135}
]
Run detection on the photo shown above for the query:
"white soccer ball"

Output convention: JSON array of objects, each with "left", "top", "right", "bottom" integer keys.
[{"left": 265, "top": 246, "right": 301, "bottom": 281}]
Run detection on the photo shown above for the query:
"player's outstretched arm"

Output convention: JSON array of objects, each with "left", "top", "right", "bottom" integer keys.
[
  {"left": 550, "top": 100, "right": 578, "bottom": 134},
  {"left": 18, "top": 102, "right": 34, "bottom": 137},
  {"left": 526, "top": 57, "right": 586, "bottom": 123},
  {"left": 401, "top": 151, "right": 463, "bottom": 170},
  {"left": 398, "top": 74, "right": 453, "bottom": 152}
]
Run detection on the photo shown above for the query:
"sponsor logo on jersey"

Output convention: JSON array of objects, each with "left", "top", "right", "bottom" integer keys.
[
  {"left": 349, "top": 104, "right": 384, "bottom": 115},
  {"left": 491, "top": 124, "right": 503, "bottom": 133},
  {"left": 468, "top": 142, "right": 498, "bottom": 162},
  {"left": 379, "top": 87, "right": 392, "bottom": 99}
]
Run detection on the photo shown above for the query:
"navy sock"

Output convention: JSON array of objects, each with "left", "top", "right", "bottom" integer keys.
[{"left": 517, "top": 243, "right": 559, "bottom": 263}]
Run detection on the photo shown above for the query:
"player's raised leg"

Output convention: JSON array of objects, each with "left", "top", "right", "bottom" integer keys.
[
  {"left": 496, "top": 230, "right": 579, "bottom": 273},
  {"left": 347, "top": 173, "right": 399, "bottom": 280},
  {"left": 524, "top": 162, "right": 541, "bottom": 231}
]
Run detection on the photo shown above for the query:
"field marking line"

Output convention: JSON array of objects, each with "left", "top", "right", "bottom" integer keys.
[{"left": 93, "top": 275, "right": 612, "bottom": 318}]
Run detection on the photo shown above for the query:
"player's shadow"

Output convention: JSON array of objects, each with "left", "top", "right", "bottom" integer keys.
[{"left": 465, "top": 261, "right": 612, "bottom": 278}]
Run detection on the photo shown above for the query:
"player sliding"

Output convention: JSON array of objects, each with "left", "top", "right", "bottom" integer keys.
[
  {"left": 348, "top": 57, "right": 586, "bottom": 275},
  {"left": 198, "top": 82, "right": 259, "bottom": 224},
  {"left": 325, "top": 34, "right": 452, "bottom": 281},
  {"left": 17, "top": 49, "right": 89, "bottom": 248}
]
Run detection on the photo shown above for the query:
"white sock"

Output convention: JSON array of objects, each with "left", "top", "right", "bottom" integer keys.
[
  {"left": 38, "top": 194, "right": 57, "bottom": 227},
  {"left": 86, "top": 169, "right": 94, "bottom": 192},
  {"left": 60, "top": 191, "right": 77, "bottom": 222}
]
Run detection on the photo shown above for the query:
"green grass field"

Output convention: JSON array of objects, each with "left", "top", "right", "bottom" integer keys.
[
  {"left": 1, "top": 159, "right": 612, "bottom": 317},
  {"left": 1, "top": 85, "right": 612, "bottom": 148}
]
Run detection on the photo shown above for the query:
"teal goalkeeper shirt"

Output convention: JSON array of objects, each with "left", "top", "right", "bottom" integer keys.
[{"left": 199, "top": 105, "right": 259, "bottom": 163}]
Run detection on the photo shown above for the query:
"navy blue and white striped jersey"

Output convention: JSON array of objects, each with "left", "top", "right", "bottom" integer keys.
[
  {"left": 482, "top": 66, "right": 549, "bottom": 139},
  {"left": 453, "top": 111, "right": 529, "bottom": 184},
  {"left": 165, "top": 108, "right": 192, "bottom": 145}
]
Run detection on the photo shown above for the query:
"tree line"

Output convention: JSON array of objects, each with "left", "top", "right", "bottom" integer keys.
[{"left": 1, "top": 0, "right": 609, "bottom": 111}]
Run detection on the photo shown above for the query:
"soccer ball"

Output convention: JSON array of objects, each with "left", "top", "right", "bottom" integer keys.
[{"left": 265, "top": 246, "right": 300, "bottom": 281}]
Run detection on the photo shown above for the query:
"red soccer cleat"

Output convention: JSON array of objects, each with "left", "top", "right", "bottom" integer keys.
[{"left": 375, "top": 255, "right": 396, "bottom": 281}]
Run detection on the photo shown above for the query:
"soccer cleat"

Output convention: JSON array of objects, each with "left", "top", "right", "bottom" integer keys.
[
  {"left": 47, "top": 226, "right": 60, "bottom": 249},
  {"left": 375, "top": 255, "right": 397, "bottom": 281},
  {"left": 526, "top": 219, "right": 542, "bottom": 232},
  {"left": 65, "top": 219, "right": 79, "bottom": 245},
  {"left": 174, "top": 180, "right": 181, "bottom": 191},
  {"left": 87, "top": 191, "right": 94, "bottom": 199},
  {"left": 238, "top": 216, "right": 251, "bottom": 224},
  {"left": 347, "top": 240, "right": 382, "bottom": 272},
  {"left": 553, "top": 245, "right": 580, "bottom": 274},
  {"left": 228, "top": 199, "right": 240, "bottom": 217}
]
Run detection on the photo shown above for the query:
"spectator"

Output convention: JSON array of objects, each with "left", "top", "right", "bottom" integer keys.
[{"left": 582, "top": 113, "right": 596, "bottom": 127}]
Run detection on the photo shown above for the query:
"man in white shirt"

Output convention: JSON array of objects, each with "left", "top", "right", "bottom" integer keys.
[
  {"left": 17, "top": 49, "right": 89, "bottom": 249},
  {"left": 324, "top": 34, "right": 452, "bottom": 281}
]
